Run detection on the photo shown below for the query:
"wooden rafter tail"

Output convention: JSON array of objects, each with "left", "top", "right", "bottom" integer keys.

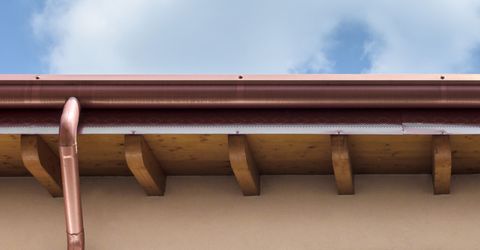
[
  {"left": 432, "top": 135, "right": 452, "bottom": 194},
  {"left": 125, "top": 135, "right": 166, "bottom": 196},
  {"left": 228, "top": 135, "right": 260, "bottom": 196},
  {"left": 331, "top": 135, "right": 354, "bottom": 195},
  {"left": 20, "top": 135, "right": 63, "bottom": 197}
]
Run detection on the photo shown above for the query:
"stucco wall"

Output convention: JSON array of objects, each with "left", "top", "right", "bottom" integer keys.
[{"left": 1, "top": 175, "right": 480, "bottom": 250}]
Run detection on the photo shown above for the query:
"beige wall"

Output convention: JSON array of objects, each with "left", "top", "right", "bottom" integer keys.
[{"left": 1, "top": 175, "right": 480, "bottom": 250}]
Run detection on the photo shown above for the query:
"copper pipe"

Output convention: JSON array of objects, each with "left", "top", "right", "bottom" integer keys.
[
  {"left": 59, "top": 97, "right": 84, "bottom": 250},
  {"left": 1, "top": 74, "right": 480, "bottom": 109}
]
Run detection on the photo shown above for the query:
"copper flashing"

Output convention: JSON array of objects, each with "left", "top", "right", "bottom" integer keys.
[{"left": 59, "top": 97, "right": 84, "bottom": 250}]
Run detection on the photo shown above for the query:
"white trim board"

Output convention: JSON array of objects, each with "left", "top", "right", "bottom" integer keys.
[{"left": 1, "top": 123, "right": 480, "bottom": 135}]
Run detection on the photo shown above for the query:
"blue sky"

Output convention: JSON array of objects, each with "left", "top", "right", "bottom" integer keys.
[
  {"left": 0, "top": 0, "right": 46, "bottom": 73},
  {"left": 1, "top": 0, "right": 480, "bottom": 74}
]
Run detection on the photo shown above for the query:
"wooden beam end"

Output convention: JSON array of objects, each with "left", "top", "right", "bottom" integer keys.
[
  {"left": 125, "top": 135, "right": 166, "bottom": 196},
  {"left": 331, "top": 135, "right": 354, "bottom": 195},
  {"left": 21, "top": 135, "right": 63, "bottom": 197},
  {"left": 228, "top": 135, "right": 260, "bottom": 196},
  {"left": 432, "top": 135, "right": 452, "bottom": 195}
]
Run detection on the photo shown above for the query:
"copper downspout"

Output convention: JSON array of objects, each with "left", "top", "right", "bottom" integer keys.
[{"left": 59, "top": 97, "right": 84, "bottom": 250}]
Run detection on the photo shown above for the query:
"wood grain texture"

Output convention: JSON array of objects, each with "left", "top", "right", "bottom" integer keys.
[
  {"left": 2, "top": 134, "right": 480, "bottom": 176},
  {"left": 20, "top": 135, "right": 62, "bottom": 197},
  {"left": 349, "top": 135, "right": 432, "bottom": 174},
  {"left": 331, "top": 135, "right": 354, "bottom": 195},
  {"left": 144, "top": 134, "right": 231, "bottom": 175},
  {"left": 228, "top": 135, "right": 260, "bottom": 196},
  {"left": 451, "top": 135, "right": 480, "bottom": 174},
  {"left": 0, "top": 135, "right": 27, "bottom": 176},
  {"left": 125, "top": 135, "right": 166, "bottom": 196},
  {"left": 248, "top": 135, "right": 332, "bottom": 174},
  {"left": 42, "top": 135, "right": 130, "bottom": 176},
  {"left": 432, "top": 135, "right": 452, "bottom": 194}
]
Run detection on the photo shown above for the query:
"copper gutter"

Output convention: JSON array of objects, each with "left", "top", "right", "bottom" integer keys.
[
  {"left": 59, "top": 97, "right": 84, "bottom": 250},
  {"left": 1, "top": 74, "right": 480, "bottom": 109}
]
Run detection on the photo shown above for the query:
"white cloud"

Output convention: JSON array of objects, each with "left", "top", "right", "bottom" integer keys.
[{"left": 33, "top": 0, "right": 480, "bottom": 73}]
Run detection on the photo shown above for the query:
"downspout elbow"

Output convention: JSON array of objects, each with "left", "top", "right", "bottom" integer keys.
[
  {"left": 60, "top": 97, "right": 80, "bottom": 147},
  {"left": 59, "top": 97, "right": 84, "bottom": 250}
]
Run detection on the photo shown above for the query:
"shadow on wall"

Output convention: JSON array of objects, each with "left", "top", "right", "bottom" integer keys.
[{"left": 1, "top": 175, "right": 480, "bottom": 250}]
